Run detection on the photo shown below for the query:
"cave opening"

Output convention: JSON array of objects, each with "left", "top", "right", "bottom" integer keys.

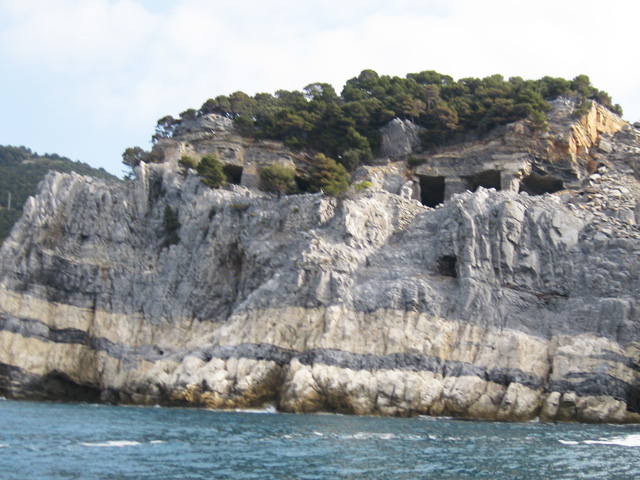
[
  {"left": 223, "top": 165, "right": 243, "bottom": 185},
  {"left": 40, "top": 371, "right": 102, "bottom": 403},
  {"left": 519, "top": 172, "right": 564, "bottom": 195},
  {"left": 627, "top": 385, "right": 640, "bottom": 414},
  {"left": 437, "top": 255, "right": 458, "bottom": 278},
  {"left": 418, "top": 175, "right": 446, "bottom": 207},
  {"left": 464, "top": 169, "right": 502, "bottom": 192},
  {"left": 295, "top": 176, "right": 311, "bottom": 193}
]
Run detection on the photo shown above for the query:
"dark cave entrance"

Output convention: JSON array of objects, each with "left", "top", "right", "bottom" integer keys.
[
  {"left": 437, "top": 255, "right": 458, "bottom": 278},
  {"left": 628, "top": 385, "right": 640, "bottom": 414},
  {"left": 519, "top": 172, "right": 564, "bottom": 195},
  {"left": 40, "top": 371, "right": 102, "bottom": 403},
  {"left": 295, "top": 176, "right": 311, "bottom": 193},
  {"left": 418, "top": 175, "right": 446, "bottom": 207},
  {"left": 223, "top": 165, "right": 243, "bottom": 185},
  {"left": 464, "top": 170, "right": 502, "bottom": 192}
]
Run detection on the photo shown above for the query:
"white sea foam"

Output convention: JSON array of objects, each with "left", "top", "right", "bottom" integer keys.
[
  {"left": 0, "top": 444, "right": 7, "bottom": 448},
  {"left": 234, "top": 403, "right": 277, "bottom": 414},
  {"left": 150, "top": 440, "right": 166, "bottom": 444},
  {"left": 342, "top": 432, "right": 397, "bottom": 440},
  {"left": 584, "top": 434, "right": 640, "bottom": 447},
  {"left": 558, "top": 440, "right": 579, "bottom": 445},
  {"left": 81, "top": 440, "right": 141, "bottom": 448}
]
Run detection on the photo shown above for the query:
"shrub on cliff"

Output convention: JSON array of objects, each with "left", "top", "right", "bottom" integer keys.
[
  {"left": 572, "top": 99, "right": 593, "bottom": 119},
  {"left": 162, "top": 205, "right": 180, "bottom": 246},
  {"left": 354, "top": 181, "right": 372, "bottom": 191},
  {"left": 196, "top": 155, "right": 226, "bottom": 188},
  {"left": 308, "top": 154, "right": 350, "bottom": 196},
  {"left": 259, "top": 164, "right": 297, "bottom": 195},
  {"left": 122, "top": 147, "right": 148, "bottom": 169},
  {"left": 178, "top": 156, "right": 198, "bottom": 175},
  {"left": 122, "top": 147, "right": 161, "bottom": 169},
  {"left": 179, "top": 156, "right": 197, "bottom": 169},
  {"left": 340, "top": 146, "right": 373, "bottom": 171}
]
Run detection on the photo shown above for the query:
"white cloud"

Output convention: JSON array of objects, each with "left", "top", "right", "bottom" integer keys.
[
  {"left": 0, "top": 0, "right": 639, "bottom": 176},
  {"left": 1, "top": 0, "right": 157, "bottom": 71}
]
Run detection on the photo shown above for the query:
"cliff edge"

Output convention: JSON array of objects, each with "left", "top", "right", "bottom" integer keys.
[{"left": 1, "top": 101, "right": 639, "bottom": 423}]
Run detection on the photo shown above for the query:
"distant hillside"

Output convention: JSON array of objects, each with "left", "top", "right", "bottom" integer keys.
[{"left": 0, "top": 145, "right": 118, "bottom": 244}]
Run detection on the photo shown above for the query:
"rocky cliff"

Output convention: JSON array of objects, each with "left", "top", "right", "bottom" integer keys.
[{"left": 1, "top": 100, "right": 639, "bottom": 423}]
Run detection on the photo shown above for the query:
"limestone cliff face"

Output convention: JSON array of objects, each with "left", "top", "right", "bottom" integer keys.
[
  {"left": 380, "top": 118, "right": 424, "bottom": 160},
  {"left": 1, "top": 104, "right": 640, "bottom": 423},
  {"left": 544, "top": 99, "right": 627, "bottom": 174}
]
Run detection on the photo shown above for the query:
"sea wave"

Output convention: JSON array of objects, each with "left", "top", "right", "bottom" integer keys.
[
  {"left": 558, "top": 434, "right": 640, "bottom": 447},
  {"left": 234, "top": 403, "right": 277, "bottom": 414},
  {"left": 81, "top": 440, "right": 141, "bottom": 448},
  {"left": 341, "top": 432, "right": 398, "bottom": 440},
  {"left": 584, "top": 434, "right": 640, "bottom": 447},
  {"left": 418, "top": 415, "right": 453, "bottom": 421}
]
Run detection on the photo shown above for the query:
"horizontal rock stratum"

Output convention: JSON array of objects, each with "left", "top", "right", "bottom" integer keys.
[{"left": 1, "top": 103, "right": 640, "bottom": 423}]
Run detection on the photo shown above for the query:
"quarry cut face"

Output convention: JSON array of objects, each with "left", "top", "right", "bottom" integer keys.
[{"left": 1, "top": 100, "right": 640, "bottom": 423}]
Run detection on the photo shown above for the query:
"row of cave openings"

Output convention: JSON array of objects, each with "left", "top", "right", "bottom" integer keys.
[
  {"left": 418, "top": 170, "right": 564, "bottom": 208},
  {"left": 428, "top": 170, "right": 563, "bottom": 281},
  {"left": 222, "top": 165, "right": 563, "bottom": 208},
  {"left": 222, "top": 164, "right": 312, "bottom": 192},
  {"left": 218, "top": 165, "right": 561, "bottom": 285}
]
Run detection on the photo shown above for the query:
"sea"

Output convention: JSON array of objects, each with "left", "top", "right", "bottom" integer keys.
[{"left": 0, "top": 398, "right": 639, "bottom": 479}]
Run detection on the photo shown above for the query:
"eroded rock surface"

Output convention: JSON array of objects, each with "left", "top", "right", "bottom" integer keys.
[
  {"left": 1, "top": 103, "right": 640, "bottom": 423},
  {"left": 380, "top": 118, "right": 424, "bottom": 160}
]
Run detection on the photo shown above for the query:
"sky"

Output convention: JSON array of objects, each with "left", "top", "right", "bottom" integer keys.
[{"left": 1, "top": 0, "right": 639, "bottom": 177}]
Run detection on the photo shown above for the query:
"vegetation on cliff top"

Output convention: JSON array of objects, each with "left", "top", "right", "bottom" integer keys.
[
  {"left": 147, "top": 70, "right": 621, "bottom": 173},
  {"left": 121, "top": 70, "right": 622, "bottom": 197},
  {"left": 0, "top": 145, "right": 118, "bottom": 244}
]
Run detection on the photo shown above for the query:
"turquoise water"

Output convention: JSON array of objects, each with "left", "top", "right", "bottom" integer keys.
[{"left": 0, "top": 399, "right": 639, "bottom": 479}]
